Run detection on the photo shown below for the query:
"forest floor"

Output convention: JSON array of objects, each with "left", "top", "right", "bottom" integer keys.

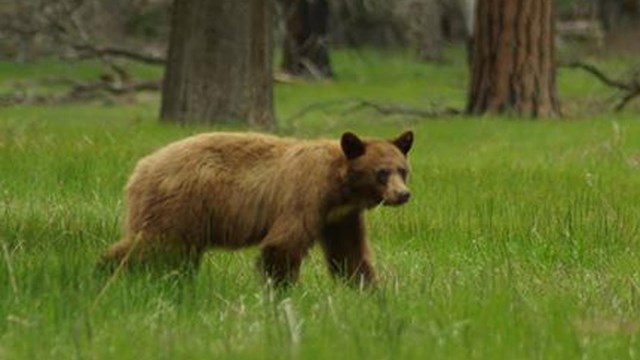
[{"left": 1, "top": 48, "right": 639, "bottom": 359}]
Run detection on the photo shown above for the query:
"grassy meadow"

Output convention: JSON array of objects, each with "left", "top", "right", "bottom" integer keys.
[{"left": 1, "top": 49, "right": 640, "bottom": 359}]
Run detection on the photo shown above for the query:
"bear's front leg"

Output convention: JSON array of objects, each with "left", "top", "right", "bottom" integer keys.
[
  {"left": 257, "top": 220, "right": 313, "bottom": 287},
  {"left": 320, "top": 212, "right": 377, "bottom": 287}
]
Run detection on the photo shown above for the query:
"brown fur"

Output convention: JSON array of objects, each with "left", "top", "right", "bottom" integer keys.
[{"left": 98, "top": 131, "right": 413, "bottom": 286}]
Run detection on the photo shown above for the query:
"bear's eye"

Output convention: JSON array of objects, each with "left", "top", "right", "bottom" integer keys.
[
  {"left": 398, "top": 168, "right": 408, "bottom": 180},
  {"left": 376, "top": 169, "right": 390, "bottom": 184}
]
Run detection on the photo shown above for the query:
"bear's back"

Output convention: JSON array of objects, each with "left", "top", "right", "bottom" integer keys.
[
  {"left": 146, "top": 132, "right": 292, "bottom": 170},
  {"left": 123, "top": 132, "right": 341, "bottom": 247}
]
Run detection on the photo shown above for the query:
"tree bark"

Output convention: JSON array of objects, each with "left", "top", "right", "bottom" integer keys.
[
  {"left": 249, "top": 0, "right": 275, "bottom": 128},
  {"left": 278, "top": 0, "right": 332, "bottom": 78},
  {"left": 467, "top": 0, "right": 560, "bottom": 118},
  {"left": 160, "top": 0, "right": 274, "bottom": 128}
]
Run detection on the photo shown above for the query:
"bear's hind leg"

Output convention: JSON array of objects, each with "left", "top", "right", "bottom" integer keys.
[
  {"left": 258, "top": 245, "right": 307, "bottom": 286},
  {"left": 97, "top": 236, "right": 203, "bottom": 276},
  {"left": 257, "top": 220, "right": 313, "bottom": 287},
  {"left": 138, "top": 238, "right": 204, "bottom": 275}
]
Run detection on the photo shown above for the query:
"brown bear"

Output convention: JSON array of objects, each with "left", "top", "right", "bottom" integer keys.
[{"left": 98, "top": 130, "right": 413, "bottom": 286}]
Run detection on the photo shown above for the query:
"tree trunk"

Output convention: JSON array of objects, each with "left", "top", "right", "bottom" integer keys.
[
  {"left": 461, "top": 0, "right": 477, "bottom": 65},
  {"left": 416, "top": 0, "right": 444, "bottom": 62},
  {"left": 598, "top": 0, "right": 640, "bottom": 31},
  {"left": 278, "top": 0, "right": 332, "bottom": 78},
  {"left": 467, "top": 0, "right": 560, "bottom": 117},
  {"left": 160, "top": 0, "right": 274, "bottom": 128}
]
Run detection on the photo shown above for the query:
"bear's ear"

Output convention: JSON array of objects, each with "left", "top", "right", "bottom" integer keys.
[
  {"left": 392, "top": 130, "right": 414, "bottom": 155},
  {"left": 341, "top": 132, "right": 366, "bottom": 160}
]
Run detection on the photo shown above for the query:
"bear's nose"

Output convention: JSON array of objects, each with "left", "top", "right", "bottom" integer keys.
[{"left": 396, "top": 191, "right": 411, "bottom": 204}]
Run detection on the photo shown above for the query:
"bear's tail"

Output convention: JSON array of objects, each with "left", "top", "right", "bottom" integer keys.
[{"left": 95, "top": 238, "right": 135, "bottom": 274}]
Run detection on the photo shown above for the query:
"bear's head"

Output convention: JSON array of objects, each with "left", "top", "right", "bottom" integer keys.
[{"left": 341, "top": 131, "right": 413, "bottom": 208}]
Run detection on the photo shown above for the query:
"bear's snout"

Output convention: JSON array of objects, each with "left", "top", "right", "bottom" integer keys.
[
  {"left": 380, "top": 173, "right": 411, "bottom": 206},
  {"left": 383, "top": 189, "right": 411, "bottom": 206},
  {"left": 396, "top": 191, "right": 411, "bottom": 204}
]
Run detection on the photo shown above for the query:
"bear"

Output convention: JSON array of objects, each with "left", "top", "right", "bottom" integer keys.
[{"left": 98, "top": 130, "right": 413, "bottom": 286}]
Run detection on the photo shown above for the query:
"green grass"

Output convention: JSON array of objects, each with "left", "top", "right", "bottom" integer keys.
[{"left": 1, "top": 48, "right": 640, "bottom": 359}]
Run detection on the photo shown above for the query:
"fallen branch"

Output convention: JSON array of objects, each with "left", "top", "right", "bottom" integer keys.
[
  {"left": 345, "top": 100, "right": 461, "bottom": 117},
  {"left": 560, "top": 60, "right": 640, "bottom": 111},
  {"left": 36, "top": 0, "right": 164, "bottom": 90},
  {"left": 561, "top": 61, "right": 630, "bottom": 90},
  {"left": 0, "top": 79, "right": 161, "bottom": 106},
  {"left": 72, "top": 44, "right": 166, "bottom": 65},
  {"left": 66, "top": 79, "right": 161, "bottom": 97},
  {"left": 286, "top": 98, "right": 461, "bottom": 122},
  {"left": 0, "top": 93, "right": 49, "bottom": 106},
  {"left": 0, "top": 0, "right": 164, "bottom": 106}
]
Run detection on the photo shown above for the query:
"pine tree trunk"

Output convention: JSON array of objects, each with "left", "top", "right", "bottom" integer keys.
[
  {"left": 467, "top": 0, "right": 560, "bottom": 117},
  {"left": 278, "top": 0, "right": 332, "bottom": 78},
  {"left": 249, "top": 0, "right": 275, "bottom": 128},
  {"left": 160, "top": 0, "right": 274, "bottom": 128}
]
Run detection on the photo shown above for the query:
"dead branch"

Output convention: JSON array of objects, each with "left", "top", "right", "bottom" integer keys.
[
  {"left": 560, "top": 61, "right": 640, "bottom": 111},
  {"left": 561, "top": 61, "right": 631, "bottom": 90},
  {"left": 0, "top": 93, "right": 49, "bottom": 107},
  {"left": 615, "top": 90, "right": 640, "bottom": 112},
  {"left": 0, "top": 0, "right": 164, "bottom": 107},
  {"left": 66, "top": 79, "right": 160, "bottom": 97},
  {"left": 36, "top": 0, "right": 129, "bottom": 81},
  {"left": 0, "top": 79, "right": 161, "bottom": 106},
  {"left": 345, "top": 100, "right": 461, "bottom": 117},
  {"left": 286, "top": 98, "right": 461, "bottom": 122},
  {"left": 37, "top": 0, "right": 164, "bottom": 84},
  {"left": 71, "top": 44, "right": 166, "bottom": 65}
]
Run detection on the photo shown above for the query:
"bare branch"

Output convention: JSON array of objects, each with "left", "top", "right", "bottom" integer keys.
[
  {"left": 0, "top": 79, "right": 161, "bottom": 106},
  {"left": 286, "top": 98, "right": 461, "bottom": 122},
  {"left": 345, "top": 100, "right": 461, "bottom": 117},
  {"left": 560, "top": 61, "right": 631, "bottom": 91},
  {"left": 72, "top": 44, "right": 166, "bottom": 65},
  {"left": 0, "top": 0, "right": 163, "bottom": 106},
  {"left": 560, "top": 60, "right": 640, "bottom": 112},
  {"left": 614, "top": 91, "right": 640, "bottom": 112},
  {"left": 65, "top": 80, "right": 160, "bottom": 97}
]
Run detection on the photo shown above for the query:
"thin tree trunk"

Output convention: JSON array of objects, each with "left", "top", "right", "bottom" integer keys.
[
  {"left": 599, "top": 0, "right": 640, "bottom": 31},
  {"left": 418, "top": 0, "right": 444, "bottom": 62},
  {"left": 278, "top": 0, "right": 332, "bottom": 78},
  {"left": 160, "top": 0, "right": 274, "bottom": 128},
  {"left": 249, "top": 0, "right": 275, "bottom": 128},
  {"left": 467, "top": 0, "right": 560, "bottom": 117}
]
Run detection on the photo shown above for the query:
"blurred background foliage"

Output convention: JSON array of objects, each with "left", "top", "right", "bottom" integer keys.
[{"left": 1, "top": 0, "right": 638, "bottom": 62}]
